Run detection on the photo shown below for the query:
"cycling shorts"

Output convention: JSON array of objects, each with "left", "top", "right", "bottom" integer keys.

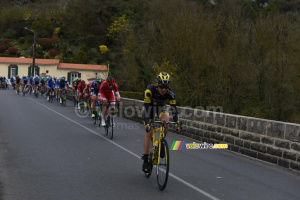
[{"left": 100, "top": 91, "right": 115, "bottom": 104}]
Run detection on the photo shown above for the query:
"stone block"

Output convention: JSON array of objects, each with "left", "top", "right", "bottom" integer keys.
[
  {"left": 244, "top": 141, "right": 251, "bottom": 149},
  {"left": 193, "top": 135, "right": 202, "bottom": 142},
  {"left": 285, "top": 124, "right": 300, "bottom": 142},
  {"left": 275, "top": 140, "right": 290, "bottom": 150},
  {"left": 240, "top": 131, "right": 260, "bottom": 142},
  {"left": 224, "top": 136, "right": 235, "bottom": 144},
  {"left": 235, "top": 139, "right": 243, "bottom": 147},
  {"left": 251, "top": 143, "right": 267, "bottom": 153},
  {"left": 237, "top": 117, "right": 248, "bottom": 131},
  {"left": 186, "top": 127, "right": 196, "bottom": 135},
  {"left": 291, "top": 143, "right": 300, "bottom": 152},
  {"left": 225, "top": 115, "right": 237, "bottom": 128},
  {"left": 222, "top": 128, "right": 230, "bottom": 135},
  {"left": 290, "top": 162, "right": 300, "bottom": 171},
  {"left": 203, "top": 131, "right": 211, "bottom": 138},
  {"left": 266, "top": 147, "right": 282, "bottom": 157},
  {"left": 261, "top": 137, "right": 274, "bottom": 145},
  {"left": 278, "top": 158, "right": 289, "bottom": 168},
  {"left": 267, "top": 121, "right": 285, "bottom": 139},
  {"left": 229, "top": 145, "right": 240, "bottom": 152},
  {"left": 229, "top": 130, "right": 239, "bottom": 137},
  {"left": 258, "top": 153, "right": 278, "bottom": 164},
  {"left": 283, "top": 151, "right": 297, "bottom": 161},
  {"left": 180, "top": 107, "right": 194, "bottom": 120},
  {"left": 183, "top": 132, "right": 192, "bottom": 138},
  {"left": 207, "top": 125, "right": 217, "bottom": 132},
  {"left": 214, "top": 113, "right": 225, "bottom": 126},
  {"left": 248, "top": 119, "right": 267, "bottom": 135},
  {"left": 204, "top": 112, "right": 214, "bottom": 124},
  {"left": 194, "top": 109, "right": 206, "bottom": 122},
  {"left": 195, "top": 129, "right": 204, "bottom": 137},
  {"left": 210, "top": 132, "right": 224, "bottom": 141},
  {"left": 192, "top": 121, "right": 202, "bottom": 128},
  {"left": 240, "top": 148, "right": 258, "bottom": 158},
  {"left": 208, "top": 139, "right": 217, "bottom": 144}
]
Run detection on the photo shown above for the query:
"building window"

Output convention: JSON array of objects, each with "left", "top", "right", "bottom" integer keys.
[
  {"left": 35, "top": 67, "right": 39, "bottom": 76},
  {"left": 11, "top": 66, "right": 17, "bottom": 77},
  {"left": 71, "top": 72, "right": 79, "bottom": 83}
]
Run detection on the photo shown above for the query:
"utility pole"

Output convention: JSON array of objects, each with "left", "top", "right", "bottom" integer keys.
[{"left": 24, "top": 27, "right": 37, "bottom": 77}]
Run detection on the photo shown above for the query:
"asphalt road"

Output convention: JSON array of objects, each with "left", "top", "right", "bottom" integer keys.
[{"left": 0, "top": 89, "right": 299, "bottom": 200}]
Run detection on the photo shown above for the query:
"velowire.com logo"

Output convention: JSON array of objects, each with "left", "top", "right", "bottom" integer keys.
[{"left": 170, "top": 141, "right": 228, "bottom": 150}]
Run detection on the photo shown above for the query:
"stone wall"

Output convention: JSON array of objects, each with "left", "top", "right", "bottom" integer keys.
[{"left": 119, "top": 98, "right": 300, "bottom": 172}]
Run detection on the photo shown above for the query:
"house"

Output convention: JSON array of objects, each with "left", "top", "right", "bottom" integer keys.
[{"left": 0, "top": 57, "right": 108, "bottom": 83}]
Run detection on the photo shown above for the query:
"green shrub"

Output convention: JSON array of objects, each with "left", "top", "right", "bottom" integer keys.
[
  {"left": 18, "top": 37, "right": 25, "bottom": 44},
  {"left": 120, "top": 91, "right": 143, "bottom": 100}
]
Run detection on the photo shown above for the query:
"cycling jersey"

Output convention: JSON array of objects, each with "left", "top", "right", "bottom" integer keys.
[
  {"left": 72, "top": 80, "right": 80, "bottom": 90},
  {"left": 29, "top": 77, "right": 33, "bottom": 85},
  {"left": 143, "top": 84, "right": 178, "bottom": 125},
  {"left": 98, "top": 81, "right": 120, "bottom": 102},
  {"left": 90, "top": 80, "right": 101, "bottom": 96},
  {"left": 16, "top": 77, "right": 21, "bottom": 84},
  {"left": 40, "top": 79, "right": 46, "bottom": 86},
  {"left": 98, "top": 81, "right": 119, "bottom": 95},
  {"left": 33, "top": 77, "right": 40, "bottom": 85},
  {"left": 77, "top": 82, "right": 87, "bottom": 93},
  {"left": 47, "top": 79, "right": 55, "bottom": 88},
  {"left": 10, "top": 77, "right": 15, "bottom": 83},
  {"left": 58, "top": 79, "right": 67, "bottom": 89},
  {"left": 22, "top": 77, "right": 29, "bottom": 84}
]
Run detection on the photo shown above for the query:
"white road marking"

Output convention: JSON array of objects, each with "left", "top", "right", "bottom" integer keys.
[{"left": 30, "top": 98, "right": 220, "bottom": 200}]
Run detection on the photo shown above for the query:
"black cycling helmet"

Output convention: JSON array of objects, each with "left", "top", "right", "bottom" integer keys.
[
  {"left": 156, "top": 72, "right": 171, "bottom": 84},
  {"left": 106, "top": 76, "right": 115, "bottom": 85}
]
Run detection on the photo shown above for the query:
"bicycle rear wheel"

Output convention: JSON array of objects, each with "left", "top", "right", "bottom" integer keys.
[
  {"left": 156, "top": 138, "right": 169, "bottom": 190},
  {"left": 63, "top": 93, "right": 67, "bottom": 107}
]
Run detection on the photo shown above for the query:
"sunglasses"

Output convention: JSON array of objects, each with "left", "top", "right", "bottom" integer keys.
[
  {"left": 108, "top": 84, "right": 113, "bottom": 87},
  {"left": 158, "top": 84, "right": 169, "bottom": 89}
]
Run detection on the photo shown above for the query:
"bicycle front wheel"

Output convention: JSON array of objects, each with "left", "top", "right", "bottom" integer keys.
[
  {"left": 105, "top": 116, "right": 110, "bottom": 136},
  {"left": 156, "top": 138, "right": 169, "bottom": 190},
  {"left": 110, "top": 117, "right": 114, "bottom": 139}
]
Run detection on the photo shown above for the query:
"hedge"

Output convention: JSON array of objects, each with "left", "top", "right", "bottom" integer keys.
[{"left": 120, "top": 91, "right": 143, "bottom": 100}]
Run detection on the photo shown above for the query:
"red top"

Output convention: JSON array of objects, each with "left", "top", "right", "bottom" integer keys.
[
  {"left": 77, "top": 82, "right": 87, "bottom": 91},
  {"left": 98, "top": 81, "right": 119, "bottom": 95}
]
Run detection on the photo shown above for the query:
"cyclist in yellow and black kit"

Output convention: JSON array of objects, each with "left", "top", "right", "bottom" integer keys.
[{"left": 142, "top": 72, "right": 181, "bottom": 173}]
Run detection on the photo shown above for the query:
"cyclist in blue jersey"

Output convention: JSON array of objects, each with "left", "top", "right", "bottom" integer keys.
[
  {"left": 90, "top": 77, "right": 103, "bottom": 118},
  {"left": 58, "top": 77, "right": 68, "bottom": 104},
  {"left": 28, "top": 76, "right": 33, "bottom": 93},
  {"left": 33, "top": 75, "right": 40, "bottom": 95},
  {"left": 46, "top": 76, "right": 55, "bottom": 101},
  {"left": 10, "top": 76, "right": 15, "bottom": 89},
  {"left": 21, "top": 75, "right": 29, "bottom": 93},
  {"left": 54, "top": 77, "right": 59, "bottom": 101}
]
